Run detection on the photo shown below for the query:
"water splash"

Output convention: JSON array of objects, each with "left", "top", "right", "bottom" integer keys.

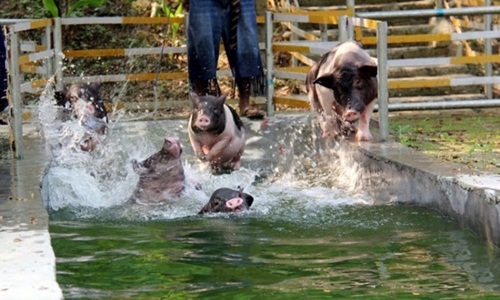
[{"left": 38, "top": 83, "right": 372, "bottom": 222}]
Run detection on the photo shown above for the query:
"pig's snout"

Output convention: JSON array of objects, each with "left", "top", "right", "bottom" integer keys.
[
  {"left": 226, "top": 197, "right": 244, "bottom": 210},
  {"left": 165, "top": 137, "right": 182, "bottom": 157},
  {"left": 344, "top": 109, "right": 360, "bottom": 122},
  {"left": 170, "top": 142, "right": 181, "bottom": 157},
  {"left": 195, "top": 115, "right": 211, "bottom": 128}
]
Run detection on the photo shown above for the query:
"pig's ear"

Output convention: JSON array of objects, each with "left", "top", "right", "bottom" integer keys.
[
  {"left": 359, "top": 64, "right": 378, "bottom": 77},
  {"left": 313, "top": 74, "right": 335, "bottom": 88},
  {"left": 85, "top": 102, "right": 96, "bottom": 113},
  {"left": 89, "top": 81, "right": 101, "bottom": 90},
  {"left": 219, "top": 93, "right": 228, "bottom": 104},
  {"left": 190, "top": 92, "right": 200, "bottom": 106},
  {"left": 244, "top": 194, "right": 254, "bottom": 208}
]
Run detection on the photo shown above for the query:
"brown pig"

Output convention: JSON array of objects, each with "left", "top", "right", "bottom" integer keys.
[{"left": 130, "top": 137, "right": 185, "bottom": 205}]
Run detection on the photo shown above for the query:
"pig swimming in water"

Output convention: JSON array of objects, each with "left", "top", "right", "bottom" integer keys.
[
  {"left": 130, "top": 137, "right": 185, "bottom": 205},
  {"left": 198, "top": 188, "right": 254, "bottom": 215},
  {"left": 188, "top": 92, "right": 245, "bottom": 173},
  {"left": 306, "top": 40, "right": 378, "bottom": 141}
]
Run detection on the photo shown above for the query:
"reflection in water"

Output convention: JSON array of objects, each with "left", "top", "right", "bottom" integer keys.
[{"left": 50, "top": 205, "right": 500, "bottom": 299}]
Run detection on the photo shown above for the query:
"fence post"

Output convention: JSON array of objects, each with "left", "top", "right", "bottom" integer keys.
[
  {"left": 265, "top": 11, "right": 274, "bottom": 117},
  {"left": 44, "top": 23, "right": 53, "bottom": 76},
  {"left": 320, "top": 24, "right": 328, "bottom": 41},
  {"left": 376, "top": 21, "right": 389, "bottom": 142},
  {"left": 484, "top": 0, "right": 492, "bottom": 99},
  {"left": 53, "top": 17, "right": 63, "bottom": 91},
  {"left": 8, "top": 25, "right": 24, "bottom": 158},
  {"left": 339, "top": 15, "right": 348, "bottom": 42},
  {"left": 346, "top": 0, "right": 355, "bottom": 40}
]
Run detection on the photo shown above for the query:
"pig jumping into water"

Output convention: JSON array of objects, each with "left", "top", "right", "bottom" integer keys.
[
  {"left": 188, "top": 92, "right": 246, "bottom": 173},
  {"left": 198, "top": 187, "right": 254, "bottom": 215},
  {"left": 78, "top": 101, "right": 108, "bottom": 152},
  {"left": 130, "top": 137, "right": 185, "bottom": 205},
  {"left": 54, "top": 82, "right": 108, "bottom": 151},
  {"left": 306, "top": 40, "right": 378, "bottom": 141},
  {"left": 55, "top": 82, "right": 108, "bottom": 121}
]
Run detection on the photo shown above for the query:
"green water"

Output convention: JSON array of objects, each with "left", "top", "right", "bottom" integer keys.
[{"left": 51, "top": 204, "right": 500, "bottom": 299}]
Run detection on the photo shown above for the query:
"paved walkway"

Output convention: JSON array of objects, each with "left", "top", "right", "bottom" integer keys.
[{"left": 0, "top": 124, "right": 63, "bottom": 300}]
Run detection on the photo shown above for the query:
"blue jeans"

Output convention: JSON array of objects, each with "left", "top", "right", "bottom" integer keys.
[
  {"left": 0, "top": 30, "right": 8, "bottom": 110},
  {"left": 187, "top": 0, "right": 264, "bottom": 90}
]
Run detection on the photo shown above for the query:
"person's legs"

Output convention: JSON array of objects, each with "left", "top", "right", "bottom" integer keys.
[
  {"left": 235, "top": 77, "right": 265, "bottom": 118},
  {"left": 0, "top": 29, "right": 8, "bottom": 112},
  {"left": 187, "top": 0, "right": 225, "bottom": 96},
  {"left": 222, "top": 0, "right": 265, "bottom": 118}
]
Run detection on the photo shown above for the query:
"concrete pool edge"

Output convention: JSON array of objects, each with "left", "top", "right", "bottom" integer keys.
[
  {"left": 1, "top": 124, "right": 63, "bottom": 300},
  {"left": 354, "top": 140, "right": 500, "bottom": 246},
  {"left": 0, "top": 201, "right": 63, "bottom": 300}
]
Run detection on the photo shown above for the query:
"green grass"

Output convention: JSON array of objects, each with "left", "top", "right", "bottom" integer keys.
[{"left": 389, "top": 111, "right": 500, "bottom": 174}]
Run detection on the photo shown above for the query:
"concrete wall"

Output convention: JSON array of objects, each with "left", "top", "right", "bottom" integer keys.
[{"left": 354, "top": 141, "right": 500, "bottom": 247}]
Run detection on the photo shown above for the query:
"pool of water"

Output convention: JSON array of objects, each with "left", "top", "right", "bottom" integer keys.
[
  {"left": 34, "top": 86, "right": 500, "bottom": 299},
  {"left": 50, "top": 205, "right": 500, "bottom": 299}
]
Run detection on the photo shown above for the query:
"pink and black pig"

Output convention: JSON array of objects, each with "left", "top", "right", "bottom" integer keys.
[
  {"left": 54, "top": 82, "right": 108, "bottom": 152},
  {"left": 78, "top": 101, "right": 108, "bottom": 152},
  {"left": 55, "top": 82, "right": 108, "bottom": 121},
  {"left": 306, "top": 40, "right": 378, "bottom": 141},
  {"left": 130, "top": 137, "right": 185, "bottom": 205},
  {"left": 198, "top": 188, "right": 254, "bottom": 215},
  {"left": 188, "top": 92, "right": 245, "bottom": 173}
]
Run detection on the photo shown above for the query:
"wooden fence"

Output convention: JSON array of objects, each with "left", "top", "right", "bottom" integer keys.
[{"left": 3, "top": 1, "right": 500, "bottom": 157}]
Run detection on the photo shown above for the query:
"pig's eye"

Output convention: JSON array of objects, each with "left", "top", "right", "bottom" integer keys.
[{"left": 354, "top": 78, "right": 363, "bottom": 88}]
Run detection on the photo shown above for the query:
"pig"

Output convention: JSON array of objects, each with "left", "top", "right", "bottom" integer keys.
[
  {"left": 57, "top": 82, "right": 108, "bottom": 120},
  {"left": 54, "top": 82, "right": 108, "bottom": 152},
  {"left": 78, "top": 102, "right": 108, "bottom": 152},
  {"left": 198, "top": 187, "right": 254, "bottom": 214},
  {"left": 130, "top": 136, "right": 185, "bottom": 205},
  {"left": 188, "top": 92, "right": 245, "bottom": 173},
  {"left": 306, "top": 40, "right": 378, "bottom": 141}
]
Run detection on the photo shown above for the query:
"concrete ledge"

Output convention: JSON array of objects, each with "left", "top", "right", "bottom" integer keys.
[
  {"left": 0, "top": 129, "right": 63, "bottom": 300},
  {"left": 0, "top": 229, "right": 62, "bottom": 299},
  {"left": 354, "top": 141, "right": 500, "bottom": 246}
]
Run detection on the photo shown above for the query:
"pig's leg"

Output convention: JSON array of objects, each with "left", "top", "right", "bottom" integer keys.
[
  {"left": 132, "top": 159, "right": 147, "bottom": 174},
  {"left": 230, "top": 152, "right": 243, "bottom": 170},
  {"left": 205, "top": 137, "right": 231, "bottom": 163},
  {"left": 314, "top": 85, "right": 341, "bottom": 139},
  {"left": 188, "top": 134, "right": 207, "bottom": 161},
  {"left": 80, "top": 136, "right": 97, "bottom": 152},
  {"left": 355, "top": 100, "right": 375, "bottom": 141}
]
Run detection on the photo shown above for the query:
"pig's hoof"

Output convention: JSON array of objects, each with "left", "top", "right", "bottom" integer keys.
[
  {"left": 355, "top": 131, "right": 373, "bottom": 141},
  {"left": 232, "top": 160, "right": 241, "bottom": 170},
  {"left": 242, "top": 107, "right": 265, "bottom": 120},
  {"left": 322, "top": 131, "right": 340, "bottom": 141}
]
